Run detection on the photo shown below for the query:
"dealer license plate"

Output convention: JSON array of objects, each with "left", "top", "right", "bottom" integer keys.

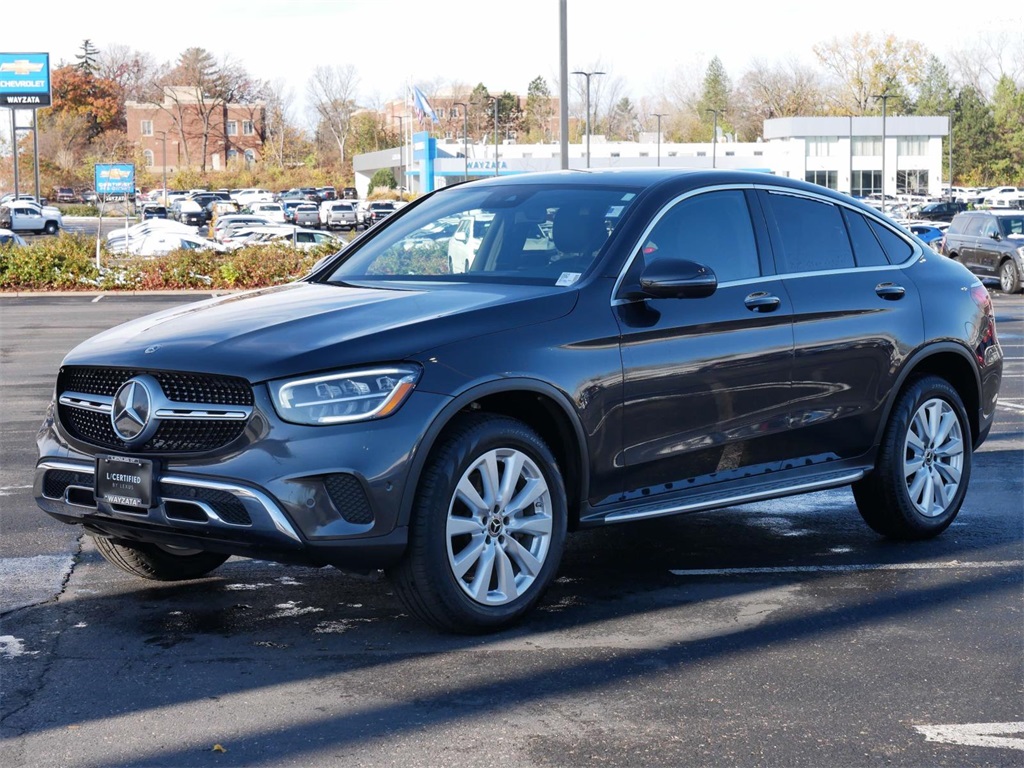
[{"left": 95, "top": 455, "right": 154, "bottom": 509}]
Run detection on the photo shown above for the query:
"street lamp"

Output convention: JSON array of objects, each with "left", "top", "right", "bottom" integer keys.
[
  {"left": 453, "top": 101, "right": 468, "bottom": 181},
  {"left": 395, "top": 114, "right": 405, "bottom": 191},
  {"left": 488, "top": 96, "right": 499, "bottom": 177},
  {"left": 156, "top": 131, "right": 168, "bottom": 205},
  {"left": 948, "top": 110, "right": 954, "bottom": 200},
  {"left": 872, "top": 92, "right": 890, "bottom": 214},
  {"left": 705, "top": 109, "right": 721, "bottom": 168},
  {"left": 652, "top": 113, "right": 666, "bottom": 167},
  {"left": 571, "top": 70, "right": 604, "bottom": 168}
]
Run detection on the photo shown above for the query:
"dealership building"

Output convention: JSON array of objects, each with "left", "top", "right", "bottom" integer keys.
[{"left": 354, "top": 115, "right": 950, "bottom": 200}]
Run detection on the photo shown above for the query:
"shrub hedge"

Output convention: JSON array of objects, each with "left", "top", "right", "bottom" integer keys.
[{"left": 0, "top": 234, "right": 333, "bottom": 292}]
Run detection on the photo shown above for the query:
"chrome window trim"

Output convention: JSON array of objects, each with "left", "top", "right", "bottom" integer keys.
[{"left": 609, "top": 182, "right": 923, "bottom": 308}]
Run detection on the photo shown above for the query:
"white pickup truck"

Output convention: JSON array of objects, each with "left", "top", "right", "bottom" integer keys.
[
  {"left": 0, "top": 201, "right": 63, "bottom": 234},
  {"left": 982, "top": 186, "right": 1024, "bottom": 209}
]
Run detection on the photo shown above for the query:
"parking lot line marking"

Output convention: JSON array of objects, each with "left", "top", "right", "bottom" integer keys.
[
  {"left": 670, "top": 560, "right": 1023, "bottom": 577},
  {"left": 91, "top": 294, "right": 104, "bottom": 303},
  {"left": 915, "top": 722, "right": 1024, "bottom": 751},
  {"left": 998, "top": 401, "right": 1024, "bottom": 412}
]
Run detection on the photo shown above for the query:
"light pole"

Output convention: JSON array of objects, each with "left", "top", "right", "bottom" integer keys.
[
  {"left": 453, "top": 101, "right": 468, "bottom": 181},
  {"left": 948, "top": 110, "right": 954, "bottom": 200},
  {"left": 705, "top": 109, "right": 721, "bottom": 168},
  {"left": 872, "top": 92, "right": 890, "bottom": 214},
  {"left": 488, "top": 96, "right": 499, "bottom": 177},
  {"left": 653, "top": 113, "right": 666, "bottom": 167},
  {"left": 395, "top": 114, "right": 405, "bottom": 192},
  {"left": 156, "top": 131, "right": 168, "bottom": 205},
  {"left": 571, "top": 70, "right": 604, "bottom": 168}
]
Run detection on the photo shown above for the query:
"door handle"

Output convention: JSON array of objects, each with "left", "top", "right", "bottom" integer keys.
[
  {"left": 744, "top": 292, "right": 781, "bottom": 312},
  {"left": 875, "top": 282, "right": 906, "bottom": 300}
]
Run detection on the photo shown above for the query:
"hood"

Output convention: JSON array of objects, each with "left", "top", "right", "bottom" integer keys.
[{"left": 63, "top": 281, "right": 578, "bottom": 382}]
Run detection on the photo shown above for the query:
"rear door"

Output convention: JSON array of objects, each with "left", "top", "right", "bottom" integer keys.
[{"left": 756, "top": 189, "right": 924, "bottom": 462}]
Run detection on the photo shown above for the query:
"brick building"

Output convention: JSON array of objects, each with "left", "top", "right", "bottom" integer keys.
[{"left": 127, "top": 86, "right": 265, "bottom": 173}]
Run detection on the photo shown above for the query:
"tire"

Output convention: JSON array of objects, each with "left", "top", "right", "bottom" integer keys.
[
  {"left": 388, "top": 413, "right": 567, "bottom": 633},
  {"left": 999, "top": 259, "right": 1021, "bottom": 294},
  {"left": 853, "top": 375, "right": 971, "bottom": 540},
  {"left": 93, "top": 536, "right": 229, "bottom": 581},
  {"left": 43, "top": 221, "right": 59, "bottom": 235}
]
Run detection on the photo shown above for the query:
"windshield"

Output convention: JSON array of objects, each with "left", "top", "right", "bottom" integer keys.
[{"left": 324, "top": 183, "right": 639, "bottom": 285}]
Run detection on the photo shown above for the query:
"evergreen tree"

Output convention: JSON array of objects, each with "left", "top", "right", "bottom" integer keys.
[
  {"left": 76, "top": 39, "right": 100, "bottom": 75},
  {"left": 991, "top": 76, "right": 1024, "bottom": 183},
  {"left": 697, "top": 56, "right": 732, "bottom": 140},
  {"left": 524, "top": 76, "right": 554, "bottom": 143}
]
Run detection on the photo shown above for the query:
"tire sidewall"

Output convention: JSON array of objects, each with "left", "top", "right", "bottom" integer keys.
[{"left": 414, "top": 415, "right": 568, "bottom": 631}]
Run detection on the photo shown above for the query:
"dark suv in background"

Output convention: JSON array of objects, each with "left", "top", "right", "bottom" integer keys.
[
  {"left": 940, "top": 210, "right": 1024, "bottom": 293},
  {"left": 34, "top": 170, "right": 1003, "bottom": 633}
]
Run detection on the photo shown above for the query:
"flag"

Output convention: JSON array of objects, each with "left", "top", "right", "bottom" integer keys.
[{"left": 411, "top": 85, "right": 439, "bottom": 125}]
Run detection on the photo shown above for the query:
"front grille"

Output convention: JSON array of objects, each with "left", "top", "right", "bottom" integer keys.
[
  {"left": 59, "top": 367, "right": 253, "bottom": 406},
  {"left": 324, "top": 473, "right": 374, "bottom": 525},
  {"left": 57, "top": 366, "right": 253, "bottom": 454}
]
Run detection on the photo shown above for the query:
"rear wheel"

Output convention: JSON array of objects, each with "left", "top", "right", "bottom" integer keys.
[
  {"left": 388, "top": 413, "right": 567, "bottom": 633},
  {"left": 853, "top": 375, "right": 971, "bottom": 539},
  {"left": 93, "top": 536, "right": 229, "bottom": 581},
  {"left": 43, "top": 220, "right": 59, "bottom": 235},
  {"left": 999, "top": 259, "right": 1021, "bottom": 294}
]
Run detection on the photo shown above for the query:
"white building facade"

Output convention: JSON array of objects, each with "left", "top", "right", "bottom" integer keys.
[{"left": 353, "top": 115, "right": 950, "bottom": 201}]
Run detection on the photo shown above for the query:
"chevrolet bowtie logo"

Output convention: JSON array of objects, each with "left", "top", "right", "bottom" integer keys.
[{"left": 0, "top": 60, "right": 45, "bottom": 76}]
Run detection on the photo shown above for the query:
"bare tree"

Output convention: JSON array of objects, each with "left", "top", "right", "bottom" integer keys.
[
  {"left": 97, "top": 44, "right": 164, "bottom": 103},
  {"left": 949, "top": 30, "right": 1024, "bottom": 97},
  {"left": 307, "top": 64, "right": 359, "bottom": 163},
  {"left": 732, "top": 58, "right": 827, "bottom": 138}
]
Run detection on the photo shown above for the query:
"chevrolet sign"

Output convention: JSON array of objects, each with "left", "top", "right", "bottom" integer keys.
[{"left": 0, "top": 53, "right": 51, "bottom": 107}]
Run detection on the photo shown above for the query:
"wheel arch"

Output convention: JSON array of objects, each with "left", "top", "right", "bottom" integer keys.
[
  {"left": 399, "top": 378, "right": 589, "bottom": 532},
  {"left": 876, "top": 342, "right": 983, "bottom": 450}
]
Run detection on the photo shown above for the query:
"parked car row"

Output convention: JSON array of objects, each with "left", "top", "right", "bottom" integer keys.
[{"left": 939, "top": 209, "right": 1024, "bottom": 294}]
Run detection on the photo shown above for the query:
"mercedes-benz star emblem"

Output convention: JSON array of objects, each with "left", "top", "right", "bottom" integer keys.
[{"left": 111, "top": 378, "right": 153, "bottom": 442}]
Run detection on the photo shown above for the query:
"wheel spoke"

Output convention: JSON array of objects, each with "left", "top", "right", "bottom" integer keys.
[
  {"left": 925, "top": 402, "right": 942, "bottom": 443},
  {"left": 455, "top": 476, "right": 489, "bottom": 515},
  {"left": 503, "top": 535, "right": 544, "bottom": 577},
  {"left": 497, "top": 451, "right": 525, "bottom": 509},
  {"left": 931, "top": 467, "right": 951, "bottom": 510},
  {"left": 507, "top": 476, "right": 547, "bottom": 515},
  {"left": 507, "top": 511, "right": 553, "bottom": 537},
  {"left": 933, "top": 461, "right": 962, "bottom": 486},
  {"left": 480, "top": 452, "right": 502, "bottom": 508},
  {"left": 934, "top": 437, "right": 964, "bottom": 459},
  {"left": 447, "top": 515, "right": 485, "bottom": 537},
  {"left": 494, "top": 545, "right": 518, "bottom": 600},
  {"left": 907, "top": 468, "right": 928, "bottom": 505},
  {"left": 920, "top": 472, "right": 936, "bottom": 514},
  {"left": 451, "top": 535, "right": 487, "bottom": 579},
  {"left": 904, "top": 457, "right": 925, "bottom": 479},
  {"left": 906, "top": 420, "right": 927, "bottom": 452},
  {"left": 934, "top": 410, "right": 958, "bottom": 448},
  {"left": 468, "top": 542, "right": 497, "bottom": 601}
]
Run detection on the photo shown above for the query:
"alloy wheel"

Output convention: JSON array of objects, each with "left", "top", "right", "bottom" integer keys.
[{"left": 902, "top": 397, "right": 965, "bottom": 517}]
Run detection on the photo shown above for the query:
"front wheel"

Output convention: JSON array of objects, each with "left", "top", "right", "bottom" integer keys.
[
  {"left": 999, "top": 259, "right": 1021, "bottom": 294},
  {"left": 43, "top": 221, "right": 59, "bottom": 235},
  {"left": 853, "top": 375, "right": 971, "bottom": 540},
  {"left": 93, "top": 536, "right": 229, "bottom": 581},
  {"left": 388, "top": 414, "right": 567, "bottom": 633}
]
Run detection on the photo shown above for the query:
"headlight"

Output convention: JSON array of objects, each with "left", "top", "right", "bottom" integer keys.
[{"left": 269, "top": 365, "right": 421, "bottom": 425}]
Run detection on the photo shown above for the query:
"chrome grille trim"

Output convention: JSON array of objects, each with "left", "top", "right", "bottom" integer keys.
[{"left": 59, "top": 392, "right": 113, "bottom": 413}]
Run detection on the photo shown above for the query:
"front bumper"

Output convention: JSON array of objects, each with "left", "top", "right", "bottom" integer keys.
[{"left": 35, "top": 386, "right": 453, "bottom": 571}]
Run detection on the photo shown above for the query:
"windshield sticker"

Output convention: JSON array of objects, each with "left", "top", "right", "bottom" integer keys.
[{"left": 556, "top": 272, "right": 582, "bottom": 287}]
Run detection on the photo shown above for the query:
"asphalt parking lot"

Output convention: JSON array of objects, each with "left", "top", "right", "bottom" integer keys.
[{"left": 0, "top": 293, "right": 1021, "bottom": 767}]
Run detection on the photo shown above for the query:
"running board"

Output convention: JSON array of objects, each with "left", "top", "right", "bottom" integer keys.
[{"left": 584, "top": 469, "right": 865, "bottom": 525}]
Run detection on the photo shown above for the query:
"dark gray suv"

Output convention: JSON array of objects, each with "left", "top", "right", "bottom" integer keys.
[
  {"left": 34, "top": 170, "right": 1004, "bottom": 632},
  {"left": 939, "top": 210, "right": 1024, "bottom": 294}
]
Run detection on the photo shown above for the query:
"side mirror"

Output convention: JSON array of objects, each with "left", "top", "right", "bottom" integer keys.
[
  {"left": 637, "top": 258, "right": 718, "bottom": 299},
  {"left": 453, "top": 231, "right": 468, "bottom": 242}
]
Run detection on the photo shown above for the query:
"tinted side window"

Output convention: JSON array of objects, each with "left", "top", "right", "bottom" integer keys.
[
  {"left": 643, "top": 190, "right": 760, "bottom": 283},
  {"left": 763, "top": 192, "right": 855, "bottom": 273},
  {"left": 962, "top": 216, "right": 984, "bottom": 236},
  {"left": 868, "top": 220, "right": 914, "bottom": 263},
  {"left": 842, "top": 209, "right": 889, "bottom": 266},
  {"left": 947, "top": 215, "right": 967, "bottom": 234}
]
